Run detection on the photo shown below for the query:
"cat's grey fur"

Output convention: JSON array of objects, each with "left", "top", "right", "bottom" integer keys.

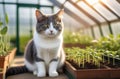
[{"left": 24, "top": 9, "right": 65, "bottom": 77}]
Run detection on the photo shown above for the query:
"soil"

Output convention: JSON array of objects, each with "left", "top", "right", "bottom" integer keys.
[
  {"left": 67, "top": 60, "right": 120, "bottom": 70},
  {"left": 103, "top": 61, "right": 120, "bottom": 69}
]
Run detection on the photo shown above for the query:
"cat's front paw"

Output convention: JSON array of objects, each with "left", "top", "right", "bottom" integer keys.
[
  {"left": 37, "top": 72, "right": 46, "bottom": 77},
  {"left": 49, "top": 71, "right": 59, "bottom": 77},
  {"left": 33, "top": 71, "right": 37, "bottom": 75}
]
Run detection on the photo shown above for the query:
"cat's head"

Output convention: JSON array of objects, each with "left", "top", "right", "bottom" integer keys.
[{"left": 35, "top": 9, "right": 64, "bottom": 38}]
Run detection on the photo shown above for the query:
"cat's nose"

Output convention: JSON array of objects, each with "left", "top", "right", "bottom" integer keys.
[{"left": 50, "top": 30, "right": 53, "bottom": 33}]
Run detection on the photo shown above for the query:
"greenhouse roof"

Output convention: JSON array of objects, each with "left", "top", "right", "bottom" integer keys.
[
  {"left": 49, "top": 0, "right": 120, "bottom": 27},
  {"left": 0, "top": 0, "right": 120, "bottom": 28}
]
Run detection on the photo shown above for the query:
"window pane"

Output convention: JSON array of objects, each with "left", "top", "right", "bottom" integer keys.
[
  {"left": 40, "top": 0, "right": 53, "bottom": 6},
  {"left": 63, "top": 13, "right": 83, "bottom": 31},
  {"left": 86, "top": 0, "right": 99, "bottom": 5},
  {"left": 57, "top": 0, "right": 66, "bottom": 4},
  {"left": 40, "top": 7, "right": 52, "bottom": 14},
  {"left": 54, "top": 7, "right": 84, "bottom": 29},
  {"left": 84, "top": 28, "right": 93, "bottom": 37},
  {"left": 77, "top": 1, "right": 105, "bottom": 23},
  {"left": 111, "top": 21, "right": 120, "bottom": 35},
  {"left": 64, "top": 2, "right": 95, "bottom": 25},
  {"left": 93, "top": 3, "right": 117, "bottom": 21},
  {"left": 71, "top": 0, "right": 78, "bottom": 3},
  {"left": 93, "top": 26, "right": 101, "bottom": 39},
  {"left": 0, "top": 4, "right": 4, "bottom": 22},
  {"left": 4, "top": 0, "right": 16, "bottom": 3},
  {"left": 101, "top": 0, "right": 120, "bottom": 17},
  {"left": 5, "top": 5, "right": 16, "bottom": 36},
  {"left": 18, "top": 0, "right": 38, "bottom": 4},
  {"left": 19, "top": 8, "right": 36, "bottom": 35},
  {"left": 0, "top": 0, "right": 3, "bottom": 2},
  {"left": 57, "top": 0, "right": 95, "bottom": 25},
  {"left": 101, "top": 24, "right": 110, "bottom": 36}
]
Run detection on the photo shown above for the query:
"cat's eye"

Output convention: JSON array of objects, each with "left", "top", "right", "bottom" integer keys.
[
  {"left": 55, "top": 23, "right": 60, "bottom": 27},
  {"left": 54, "top": 24, "right": 60, "bottom": 29},
  {"left": 56, "top": 21, "right": 61, "bottom": 24},
  {"left": 54, "top": 24, "right": 58, "bottom": 27},
  {"left": 44, "top": 24, "right": 49, "bottom": 28}
]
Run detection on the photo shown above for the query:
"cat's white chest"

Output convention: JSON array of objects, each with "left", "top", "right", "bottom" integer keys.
[
  {"left": 33, "top": 32, "right": 62, "bottom": 49},
  {"left": 33, "top": 32, "right": 62, "bottom": 66}
]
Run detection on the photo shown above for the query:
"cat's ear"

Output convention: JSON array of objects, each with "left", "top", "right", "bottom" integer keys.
[
  {"left": 56, "top": 9, "right": 64, "bottom": 19},
  {"left": 35, "top": 10, "right": 44, "bottom": 21}
]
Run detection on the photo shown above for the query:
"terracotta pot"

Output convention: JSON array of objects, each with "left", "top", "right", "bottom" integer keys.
[
  {"left": 0, "top": 72, "right": 3, "bottom": 79},
  {"left": 64, "top": 61, "right": 120, "bottom": 79}
]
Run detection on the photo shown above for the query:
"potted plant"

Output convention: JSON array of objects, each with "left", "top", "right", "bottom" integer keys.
[
  {"left": 64, "top": 47, "right": 120, "bottom": 79},
  {"left": 0, "top": 14, "right": 16, "bottom": 79},
  {"left": 63, "top": 32, "right": 93, "bottom": 48}
]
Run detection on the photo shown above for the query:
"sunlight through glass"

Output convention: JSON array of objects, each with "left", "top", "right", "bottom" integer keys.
[{"left": 86, "top": 0, "right": 99, "bottom": 5}]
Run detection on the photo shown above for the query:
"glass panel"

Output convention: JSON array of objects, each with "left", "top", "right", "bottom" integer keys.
[
  {"left": 86, "top": 0, "right": 99, "bottom": 5},
  {"left": 64, "top": 1, "right": 95, "bottom": 25},
  {"left": 19, "top": 7, "right": 36, "bottom": 36},
  {"left": 0, "top": 0, "right": 3, "bottom": 2},
  {"left": 18, "top": 0, "right": 38, "bottom": 4},
  {"left": 83, "top": 28, "right": 93, "bottom": 38},
  {"left": 93, "top": 3, "right": 117, "bottom": 21},
  {"left": 0, "top": 4, "right": 4, "bottom": 22},
  {"left": 40, "top": 0, "right": 53, "bottom": 6},
  {"left": 101, "top": 24, "right": 110, "bottom": 37},
  {"left": 57, "top": 0, "right": 66, "bottom": 4},
  {"left": 40, "top": 7, "right": 52, "bottom": 14},
  {"left": 111, "top": 21, "right": 120, "bottom": 35},
  {"left": 93, "top": 26, "right": 101, "bottom": 39},
  {"left": 53, "top": 7, "right": 84, "bottom": 30},
  {"left": 5, "top": 5, "right": 16, "bottom": 36},
  {"left": 101, "top": 0, "right": 120, "bottom": 17},
  {"left": 72, "top": 0, "right": 79, "bottom": 3},
  {"left": 86, "top": 28, "right": 93, "bottom": 37},
  {"left": 4, "top": 0, "right": 16, "bottom": 3},
  {"left": 19, "top": 7, "right": 36, "bottom": 53},
  {"left": 54, "top": 6, "right": 60, "bottom": 12},
  {"left": 63, "top": 13, "right": 83, "bottom": 32},
  {"left": 77, "top": 1, "right": 105, "bottom": 23}
]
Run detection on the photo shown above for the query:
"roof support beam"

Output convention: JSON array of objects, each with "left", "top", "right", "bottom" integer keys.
[
  {"left": 83, "top": 0, "right": 109, "bottom": 22},
  {"left": 116, "top": 0, "right": 120, "bottom": 4},
  {"left": 69, "top": 0, "right": 104, "bottom": 36},
  {"left": 0, "top": 2, "right": 53, "bottom": 7},
  {"left": 100, "top": 1, "right": 120, "bottom": 19},
  {"left": 49, "top": 0, "right": 91, "bottom": 27},
  {"left": 68, "top": 0, "right": 101, "bottom": 25}
]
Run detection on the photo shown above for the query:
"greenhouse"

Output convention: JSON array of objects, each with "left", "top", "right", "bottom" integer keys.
[{"left": 0, "top": 0, "right": 120, "bottom": 79}]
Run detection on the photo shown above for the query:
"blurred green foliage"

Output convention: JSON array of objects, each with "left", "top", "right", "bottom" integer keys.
[
  {"left": 63, "top": 31, "right": 93, "bottom": 45},
  {"left": 10, "top": 36, "right": 31, "bottom": 53},
  {"left": 95, "top": 34, "right": 120, "bottom": 58}
]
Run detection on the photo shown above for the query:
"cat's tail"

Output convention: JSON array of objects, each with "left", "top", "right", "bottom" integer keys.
[{"left": 5, "top": 65, "right": 29, "bottom": 78}]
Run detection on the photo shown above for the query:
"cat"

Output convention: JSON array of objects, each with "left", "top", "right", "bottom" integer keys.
[{"left": 24, "top": 9, "right": 65, "bottom": 77}]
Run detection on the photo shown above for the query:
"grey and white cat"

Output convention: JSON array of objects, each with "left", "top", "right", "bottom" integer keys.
[{"left": 24, "top": 9, "right": 65, "bottom": 77}]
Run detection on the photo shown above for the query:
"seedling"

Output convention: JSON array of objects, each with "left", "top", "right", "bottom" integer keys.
[{"left": 0, "top": 14, "right": 10, "bottom": 56}]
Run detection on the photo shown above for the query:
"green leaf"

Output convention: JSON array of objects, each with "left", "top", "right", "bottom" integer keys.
[
  {"left": 0, "top": 22, "right": 3, "bottom": 27},
  {"left": 0, "top": 26, "right": 8, "bottom": 35},
  {"left": 5, "top": 13, "right": 9, "bottom": 24}
]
